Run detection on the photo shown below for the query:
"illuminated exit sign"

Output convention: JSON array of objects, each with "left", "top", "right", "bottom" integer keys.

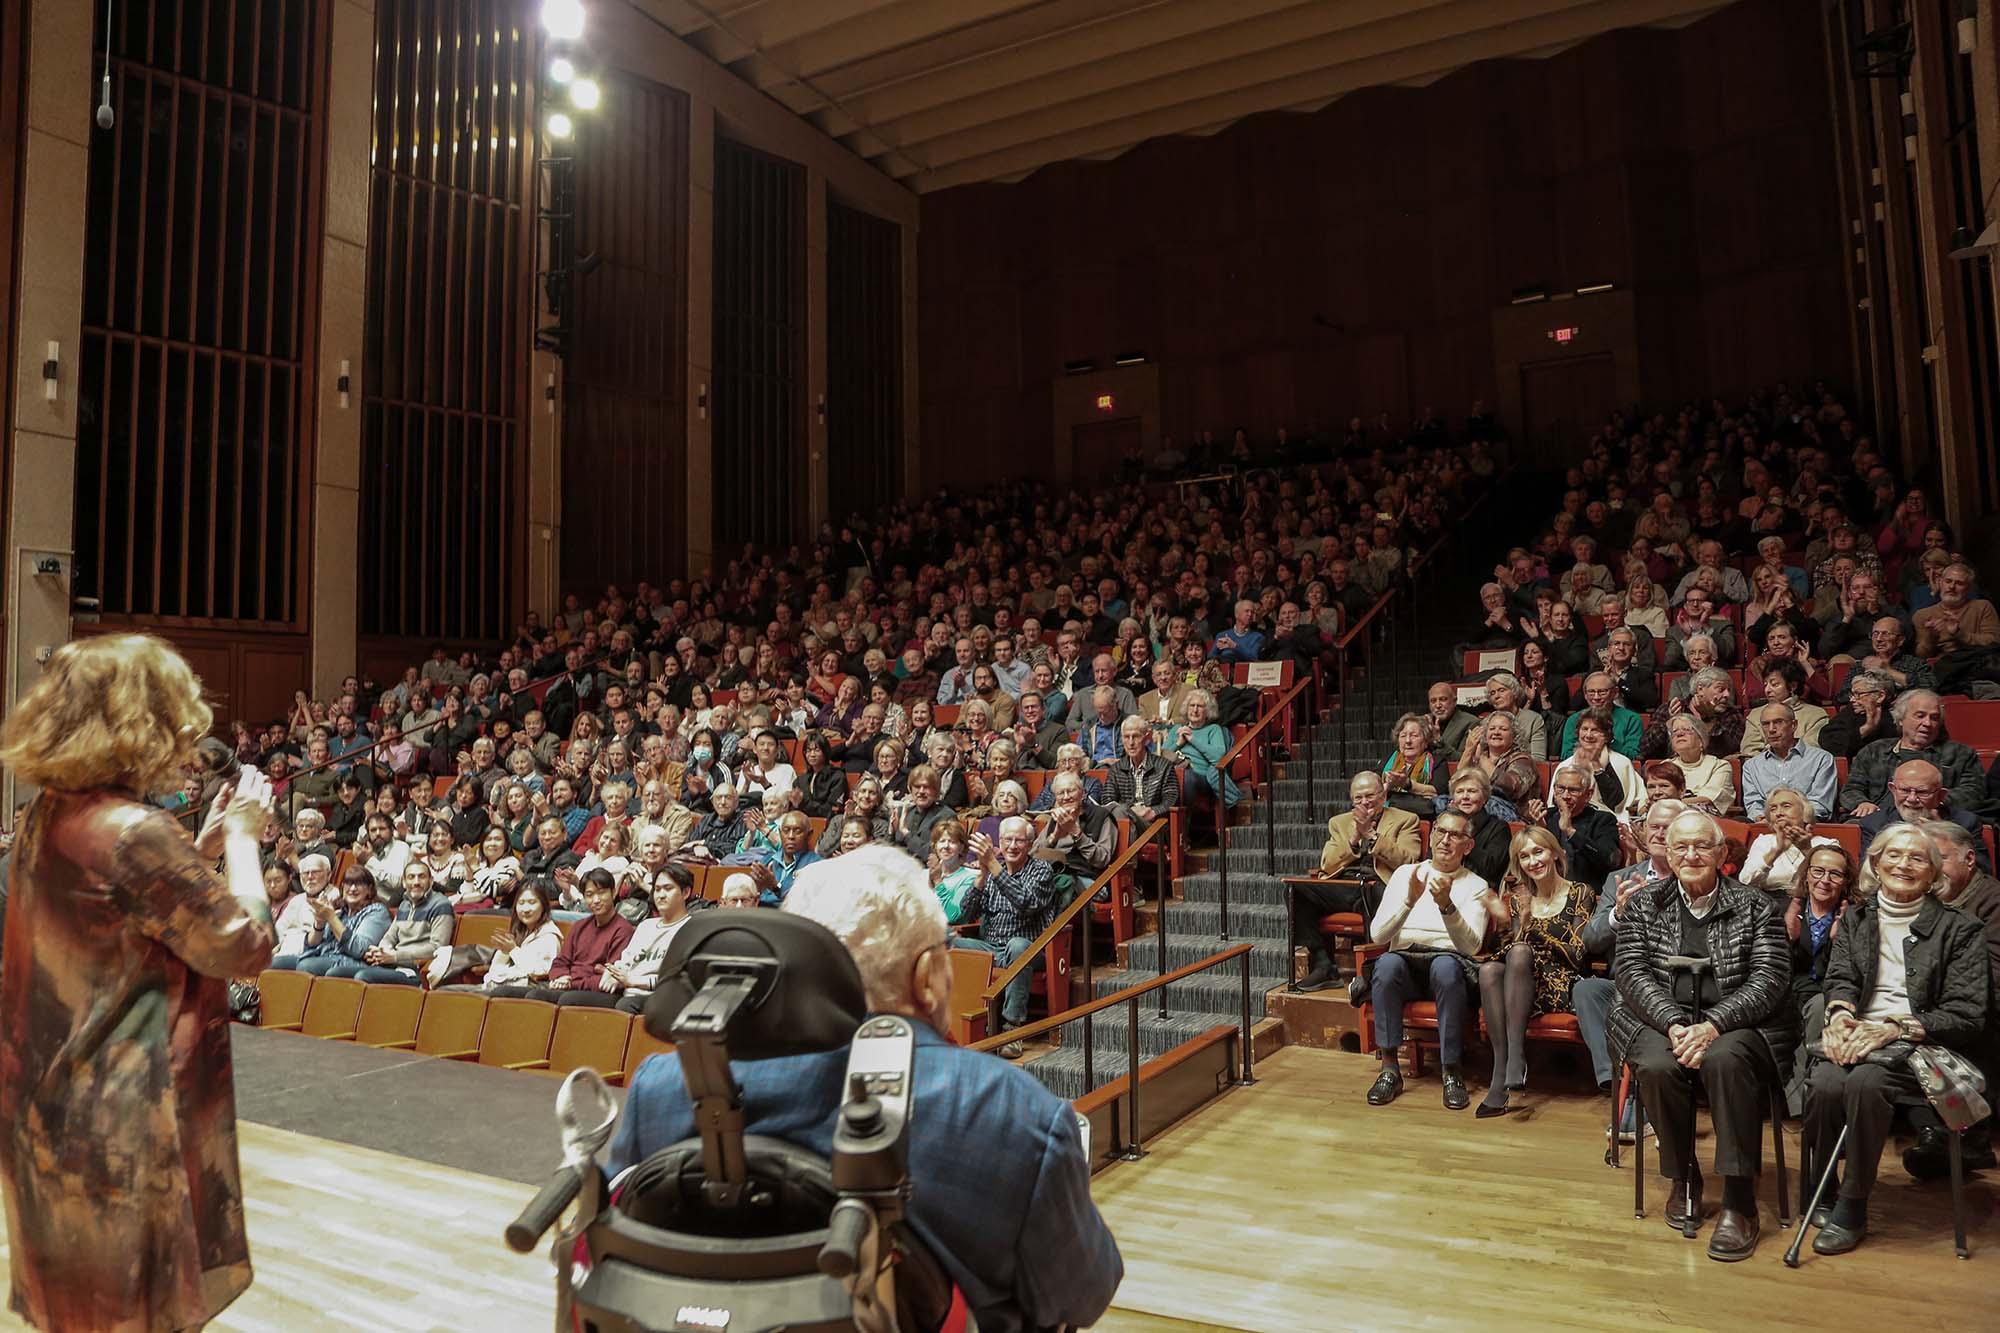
[
  {"left": 1548, "top": 326, "right": 1580, "bottom": 344},
  {"left": 1095, "top": 393, "right": 1116, "bottom": 411}
]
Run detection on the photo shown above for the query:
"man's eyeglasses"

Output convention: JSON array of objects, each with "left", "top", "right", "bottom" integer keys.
[{"left": 1433, "top": 828, "right": 1472, "bottom": 843}]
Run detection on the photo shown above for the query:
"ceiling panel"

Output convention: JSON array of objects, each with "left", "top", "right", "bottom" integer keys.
[{"left": 640, "top": 0, "right": 1737, "bottom": 192}]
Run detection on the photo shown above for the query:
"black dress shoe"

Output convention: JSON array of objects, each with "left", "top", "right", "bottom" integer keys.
[
  {"left": 1441, "top": 1070, "right": 1470, "bottom": 1111},
  {"left": 1812, "top": 1219, "right": 1867, "bottom": 1255},
  {"left": 1809, "top": 1204, "right": 1833, "bottom": 1230},
  {"left": 1366, "top": 1067, "right": 1404, "bottom": 1106},
  {"left": 1904, "top": 1126, "right": 1997, "bottom": 1180},
  {"left": 1665, "top": 1177, "right": 1705, "bottom": 1232},
  {"left": 1707, "top": 1207, "right": 1760, "bottom": 1262},
  {"left": 1475, "top": 1098, "right": 1527, "bottom": 1119},
  {"left": 1296, "top": 964, "right": 1336, "bottom": 992}
]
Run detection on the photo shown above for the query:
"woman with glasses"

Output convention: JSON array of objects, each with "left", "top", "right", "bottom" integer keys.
[
  {"left": 1664, "top": 714, "right": 1734, "bottom": 814},
  {"left": 1801, "top": 826, "right": 1990, "bottom": 1255}
]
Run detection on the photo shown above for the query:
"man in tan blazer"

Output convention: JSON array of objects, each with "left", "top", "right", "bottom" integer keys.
[
  {"left": 1135, "top": 660, "right": 1191, "bottom": 740},
  {"left": 1293, "top": 771, "right": 1423, "bottom": 990}
]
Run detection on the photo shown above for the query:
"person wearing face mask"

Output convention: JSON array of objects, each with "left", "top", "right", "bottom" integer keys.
[
  {"left": 1801, "top": 827, "right": 1991, "bottom": 1254},
  {"left": 611, "top": 846, "right": 1123, "bottom": 1333}
]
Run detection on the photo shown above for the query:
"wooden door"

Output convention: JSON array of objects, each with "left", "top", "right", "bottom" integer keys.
[{"left": 1519, "top": 353, "right": 1617, "bottom": 469}]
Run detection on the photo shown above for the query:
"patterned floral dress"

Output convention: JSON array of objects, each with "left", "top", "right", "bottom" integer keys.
[
  {"left": 1514, "top": 881, "right": 1598, "bottom": 1015},
  {"left": 0, "top": 791, "right": 276, "bottom": 1332}
]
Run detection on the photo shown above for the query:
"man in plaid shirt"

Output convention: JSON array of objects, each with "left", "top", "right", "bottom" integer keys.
[{"left": 966, "top": 815, "right": 1062, "bottom": 1056}]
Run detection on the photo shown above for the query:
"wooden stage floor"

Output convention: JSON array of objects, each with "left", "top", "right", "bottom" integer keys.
[{"left": 0, "top": 1045, "right": 1989, "bottom": 1332}]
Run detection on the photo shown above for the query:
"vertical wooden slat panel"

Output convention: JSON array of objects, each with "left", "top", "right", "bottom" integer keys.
[{"left": 359, "top": 0, "right": 529, "bottom": 643}]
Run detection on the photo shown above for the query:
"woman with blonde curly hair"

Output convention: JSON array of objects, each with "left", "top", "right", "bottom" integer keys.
[{"left": 0, "top": 634, "right": 278, "bottom": 1331}]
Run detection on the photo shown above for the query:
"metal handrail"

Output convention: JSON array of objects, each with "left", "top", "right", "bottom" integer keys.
[
  {"left": 1212, "top": 674, "right": 1314, "bottom": 941},
  {"left": 971, "top": 941, "right": 1259, "bottom": 1160},
  {"left": 978, "top": 814, "right": 1173, "bottom": 1034}
]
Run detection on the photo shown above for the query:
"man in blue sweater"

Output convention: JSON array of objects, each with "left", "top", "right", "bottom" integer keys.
[{"left": 612, "top": 845, "right": 1122, "bottom": 1333}]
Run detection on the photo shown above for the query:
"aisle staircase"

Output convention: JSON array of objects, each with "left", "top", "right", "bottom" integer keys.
[{"left": 1022, "top": 473, "right": 1528, "bottom": 1101}]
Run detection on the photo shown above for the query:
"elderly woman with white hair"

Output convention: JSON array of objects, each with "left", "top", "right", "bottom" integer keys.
[
  {"left": 1029, "top": 743, "right": 1107, "bottom": 811},
  {"left": 608, "top": 843, "right": 1124, "bottom": 1333},
  {"left": 1801, "top": 825, "right": 1992, "bottom": 1255},
  {"left": 1468, "top": 671, "right": 1548, "bottom": 762},
  {"left": 1664, "top": 713, "right": 1735, "bottom": 814}
]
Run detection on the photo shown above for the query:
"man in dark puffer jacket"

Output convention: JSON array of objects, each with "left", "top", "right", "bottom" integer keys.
[{"left": 1610, "top": 810, "right": 1797, "bottom": 1264}]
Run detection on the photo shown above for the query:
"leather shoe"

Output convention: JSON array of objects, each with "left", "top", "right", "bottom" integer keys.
[
  {"left": 1665, "top": 1177, "right": 1704, "bottom": 1232},
  {"left": 1441, "top": 1070, "right": 1470, "bottom": 1111},
  {"left": 1811, "top": 1219, "right": 1866, "bottom": 1255},
  {"left": 1904, "top": 1126, "right": 1997, "bottom": 1181},
  {"left": 1706, "top": 1207, "right": 1760, "bottom": 1262},
  {"left": 1366, "top": 1067, "right": 1404, "bottom": 1106},
  {"left": 1809, "top": 1204, "right": 1833, "bottom": 1230},
  {"left": 1296, "top": 963, "right": 1336, "bottom": 992}
]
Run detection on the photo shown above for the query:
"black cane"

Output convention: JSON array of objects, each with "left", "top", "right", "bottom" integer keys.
[
  {"left": 1785, "top": 1124, "right": 1849, "bottom": 1268},
  {"left": 1662, "top": 953, "right": 1712, "bottom": 1240}
]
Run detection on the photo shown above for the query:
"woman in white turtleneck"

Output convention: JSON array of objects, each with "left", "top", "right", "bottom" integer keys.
[{"left": 1800, "top": 825, "right": 1992, "bottom": 1257}]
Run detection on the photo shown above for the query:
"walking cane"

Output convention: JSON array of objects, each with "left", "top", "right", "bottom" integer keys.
[
  {"left": 1785, "top": 1124, "right": 1848, "bottom": 1268},
  {"left": 1661, "top": 954, "right": 1712, "bottom": 1241}
]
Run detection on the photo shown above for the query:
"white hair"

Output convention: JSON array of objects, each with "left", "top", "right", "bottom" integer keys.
[
  {"left": 784, "top": 844, "right": 945, "bottom": 1013},
  {"left": 298, "top": 852, "right": 332, "bottom": 875}
]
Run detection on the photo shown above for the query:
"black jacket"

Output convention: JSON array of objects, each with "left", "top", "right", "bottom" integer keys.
[
  {"left": 1463, "top": 810, "right": 1512, "bottom": 887},
  {"left": 794, "top": 766, "right": 849, "bottom": 820},
  {"left": 1546, "top": 807, "right": 1620, "bottom": 891},
  {"left": 1820, "top": 896, "right": 1991, "bottom": 1061},
  {"left": 1610, "top": 875, "right": 1797, "bottom": 1078}
]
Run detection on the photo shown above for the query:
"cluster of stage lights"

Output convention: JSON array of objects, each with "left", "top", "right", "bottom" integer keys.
[{"left": 541, "top": 0, "right": 600, "bottom": 142}]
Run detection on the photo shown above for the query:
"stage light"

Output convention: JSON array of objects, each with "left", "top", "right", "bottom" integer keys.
[
  {"left": 547, "top": 111, "right": 574, "bottom": 140},
  {"left": 549, "top": 56, "right": 575, "bottom": 85},
  {"left": 541, "top": 0, "right": 585, "bottom": 40},
  {"left": 570, "top": 78, "right": 601, "bottom": 111}
]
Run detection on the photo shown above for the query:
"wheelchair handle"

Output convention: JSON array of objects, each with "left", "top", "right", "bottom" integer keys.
[
  {"left": 506, "top": 1165, "right": 582, "bottom": 1253},
  {"left": 818, "top": 1196, "right": 872, "bottom": 1278}
]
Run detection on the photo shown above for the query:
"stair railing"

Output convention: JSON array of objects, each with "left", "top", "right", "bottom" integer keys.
[
  {"left": 978, "top": 814, "right": 1174, "bottom": 1043},
  {"left": 971, "top": 941, "right": 1258, "bottom": 1159},
  {"left": 1211, "top": 675, "right": 1313, "bottom": 940}
]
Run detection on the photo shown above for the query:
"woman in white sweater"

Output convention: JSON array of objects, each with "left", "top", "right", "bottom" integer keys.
[{"left": 478, "top": 884, "right": 564, "bottom": 990}]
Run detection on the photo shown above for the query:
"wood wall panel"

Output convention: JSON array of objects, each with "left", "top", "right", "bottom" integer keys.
[
  {"left": 0, "top": 0, "right": 20, "bottom": 633},
  {"left": 917, "top": 0, "right": 1847, "bottom": 491},
  {"left": 711, "top": 138, "right": 805, "bottom": 551},
  {"left": 561, "top": 69, "right": 689, "bottom": 591}
]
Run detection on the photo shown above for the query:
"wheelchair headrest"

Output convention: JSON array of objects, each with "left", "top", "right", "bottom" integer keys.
[{"left": 642, "top": 908, "right": 867, "bottom": 1059}]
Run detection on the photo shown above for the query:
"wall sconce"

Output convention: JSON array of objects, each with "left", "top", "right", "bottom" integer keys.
[
  {"left": 337, "top": 358, "right": 352, "bottom": 409},
  {"left": 545, "top": 372, "right": 556, "bottom": 415},
  {"left": 698, "top": 383, "right": 708, "bottom": 420},
  {"left": 816, "top": 393, "right": 826, "bottom": 426},
  {"left": 42, "top": 342, "right": 59, "bottom": 402}
]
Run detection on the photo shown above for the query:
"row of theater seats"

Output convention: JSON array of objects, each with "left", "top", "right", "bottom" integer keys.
[{"left": 245, "top": 948, "right": 1008, "bottom": 1073}]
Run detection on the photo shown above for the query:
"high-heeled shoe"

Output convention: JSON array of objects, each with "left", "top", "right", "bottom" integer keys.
[{"left": 1475, "top": 1098, "right": 1529, "bottom": 1119}]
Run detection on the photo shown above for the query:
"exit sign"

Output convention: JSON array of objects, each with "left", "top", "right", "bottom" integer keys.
[
  {"left": 1548, "top": 326, "right": 1580, "bottom": 343},
  {"left": 1095, "top": 393, "right": 1115, "bottom": 411}
]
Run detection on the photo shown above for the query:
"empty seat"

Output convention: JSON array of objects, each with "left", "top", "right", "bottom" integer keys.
[
  {"left": 256, "top": 969, "right": 313, "bottom": 1030},
  {"left": 476, "top": 997, "right": 559, "bottom": 1070},
  {"left": 626, "top": 1025, "right": 677, "bottom": 1077},
  {"left": 299, "top": 976, "right": 366, "bottom": 1040},
  {"left": 453, "top": 912, "right": 513, "bottom": 950},
  {"left": 404, "top": 990, "right": 488, "bottom": 1059},
  {"left": 543, "top": 1006, "right": 635, "bottom": 1083},
  {"left": 355, "top": 984, "right": 425, "bottom": 1048}
]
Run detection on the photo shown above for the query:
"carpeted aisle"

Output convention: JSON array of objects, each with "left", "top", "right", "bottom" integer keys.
[{"left": 230, "top": 1024, "right": 625, "bottom": 1185}]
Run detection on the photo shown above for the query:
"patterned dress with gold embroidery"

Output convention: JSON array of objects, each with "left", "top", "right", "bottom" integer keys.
[{"left": 1514, "top": 881, "right": 1597, "bottom": 1015}]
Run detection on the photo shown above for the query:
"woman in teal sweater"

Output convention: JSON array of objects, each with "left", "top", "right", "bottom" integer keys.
[{"left": 1164, "top": 690, "right": 1241, "bottom": 806}]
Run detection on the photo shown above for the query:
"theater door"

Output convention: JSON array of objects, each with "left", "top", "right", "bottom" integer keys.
[
  {"left": 1071, "top": 417, "right": 1143, "bottom": 480},
  {"left": 1519, "top": 353, "right": 1617, "bottom": 469}
]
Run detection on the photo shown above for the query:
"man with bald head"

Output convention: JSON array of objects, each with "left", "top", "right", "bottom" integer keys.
[
  {"left": 1857, "top": 759, "right": 1990, "bottom": 870},
  {"left": 1852, "top": 616, "right": 1934, "bottom": 694}
]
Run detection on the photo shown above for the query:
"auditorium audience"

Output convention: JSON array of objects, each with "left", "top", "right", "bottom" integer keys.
[
  {"left": 1737, "top": 788, "right": 1839, "bottom": 901},
  {"left": 1838, "top": 690, "right": 1984, "bottom": 816}
]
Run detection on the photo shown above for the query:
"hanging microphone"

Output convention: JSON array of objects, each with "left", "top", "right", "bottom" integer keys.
[{"left": 96, "top": 0, "right": 115, "bottom": 129}]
